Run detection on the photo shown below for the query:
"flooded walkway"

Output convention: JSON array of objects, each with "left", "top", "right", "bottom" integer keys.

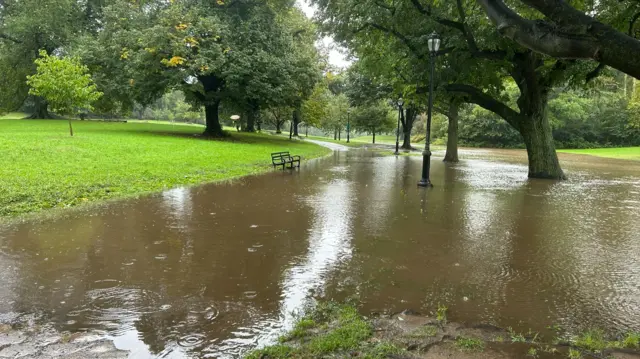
[{"left": 1, "top": 146, "right": 640, "bottom": 358}]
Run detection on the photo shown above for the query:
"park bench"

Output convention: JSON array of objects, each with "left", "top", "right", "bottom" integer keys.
[{"left": 271, "top": 151, "right": 301, "bottom": 170}]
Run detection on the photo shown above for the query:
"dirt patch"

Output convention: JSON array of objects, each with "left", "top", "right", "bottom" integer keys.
[{"left": 371, "top": 311, "right": 640, "bottom": 359}]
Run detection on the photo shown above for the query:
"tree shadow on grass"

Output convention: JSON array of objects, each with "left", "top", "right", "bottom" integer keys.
[{"left": 115, "top": 125, "right": 303, "bottom": 147}]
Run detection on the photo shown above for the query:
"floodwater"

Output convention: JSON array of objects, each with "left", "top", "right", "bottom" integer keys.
[{"left": 1, "top": 145, "right": 640, "bottom": 358}]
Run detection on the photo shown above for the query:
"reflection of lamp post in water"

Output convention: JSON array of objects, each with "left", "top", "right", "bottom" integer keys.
[
  {"left": 418, "top": 32, "right": 441, "bottom": 188},
  {"left": 395, "top": 98, "right": 404, "bottom": 155},
  {"left": 346, "top": 109, "right": 351, "bottom": 143}
]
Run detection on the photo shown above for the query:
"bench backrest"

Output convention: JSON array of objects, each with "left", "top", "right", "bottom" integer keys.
[{"left": 271, "top": 151, "right": 290, "bottom": 161}]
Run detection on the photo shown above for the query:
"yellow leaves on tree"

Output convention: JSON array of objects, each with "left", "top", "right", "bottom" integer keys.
[
  {"left": 120, "top": 48, "right": 129, "bottom": 60},
  {"left": 175, "top": 23, "right": 188, "bottom": 31},
  {"left": 184, "top": 36, "right": 199, "bottom": 47},
  {"left": 161, "top": 56, "right": 186, "bottom": 67}
]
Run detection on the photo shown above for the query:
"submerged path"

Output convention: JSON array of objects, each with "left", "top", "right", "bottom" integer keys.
[{"left": 0, "top": 146, "right": 639, "bottom": 358}]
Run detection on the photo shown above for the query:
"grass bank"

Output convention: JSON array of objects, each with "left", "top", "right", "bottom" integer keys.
[
  {"left": 0, "top": 119, "right": 330, "bottom": 218},
  {"left": 559, "top": 147, "right": 640, "bottom": 161},
  {"left": 248, "top": 302, "right": 640, "bottom": 359}
]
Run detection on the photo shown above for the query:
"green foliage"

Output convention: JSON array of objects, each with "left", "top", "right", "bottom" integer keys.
[
  {"left": 352, "top": 100, "right": 395, "bottom": 137},
  {"left": 0, "top": 120, "right": 330, "bottom": 217},
  {"left": 247, "top": 302, "right": 402, "bottom": 359},
  {"left": 77, "top": 0, "right": 321, "bottom": 131},
  {"left": 245, "top": 345, "right": 293, "bottom": 359},
  {"left": 455, "top": 337, "right": 485, "bottom": 352},
  {"left": 26, "top": 51, "right": 103, "bottom": 116},
  {"left": 573, "top": 329, "right": 609, "bottom": 353},
  {"left": 507, "top": 327, "right": 527, "bottom": 343},
  {"left": 133, "top": 91, "right": 204, "bottom": 124},
  {"left": 0, "top": 0, "right": 93, "bottom": 113},
  {"left": 622, "top": 332, "right": 640, "bottom": 348},
  {"left": 436, "top": 304, "right": 448, "bottom": 325},
  {"left": 307, "top": 306, "right": 372, "bottom": 354},
  {"left": 567, "top": 348, "right": 583, "bottom": 359}
]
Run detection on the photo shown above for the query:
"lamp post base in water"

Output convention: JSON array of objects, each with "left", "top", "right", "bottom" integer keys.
[{"left": 418, "top": 150, "right": 433, "bottom": 187}]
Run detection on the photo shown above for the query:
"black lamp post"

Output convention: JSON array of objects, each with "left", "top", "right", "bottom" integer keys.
[
  {"left": 418, "top": 31, "right": 441, "bottom": 188},
  {"left": 395, "top": 98, "right": 404, "bottom": 155},
  {"left": 346, "top": 108, "right": 351, "bottom": 143}
]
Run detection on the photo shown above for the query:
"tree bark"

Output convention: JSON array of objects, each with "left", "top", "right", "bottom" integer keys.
[
  {"left": 203, "top": 100, "right": 224, "bottom": 137},
  {"left": 276, "top": 121, "right": 282, "bottom": 134},
  {"left": 476, "top": 0, "right": 640, "bottom": 79},
  {"left": 443, "top": 100, "right": 460, "bottom": 163},
  {"left": 292, "top": 106, "right": 301, "bottom": 137},
  {"left": 338, "top": 129, "right": 341, "bottom": 141},
  {"left": 401, "top": 107, "right": 417, "bottom": 149},
  {"left": 372, "top": 130, "right": 376, "bottom": 144},
  {"left": 334, "top": 130, "right": 337, "bottom": 140},
  {"left": 28, "top": 97, "right": 52, "bottom": 119},
  {"left": 245, "top": 102, "right": 258, "bottom": 132},
  {"left": 519, "top": 110, "right": 565, "bottom": 179},
  {"left": 445, "top": 54, "right": 566, "bottom": 179}
]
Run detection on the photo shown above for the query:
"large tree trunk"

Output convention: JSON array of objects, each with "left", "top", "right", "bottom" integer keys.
[
  {"left": 513, "top": 53, "right": 565, "bottom": 180},
  {"left": 292, "top": 106, "right": 301, "bottom": 137},
  {"left": 401, "top": 107, "right": 417, "bottom": 150},
  {"left": 334, "top": 130, "right": 337, "bottom": 140},
  {"left": 28, "top": 97, "right": 52, "bottom": 119},
  {"left": 443, "top": 100, "right": 460, "bottom": 163},
  {"left": 203, "top": 100, "right": 224, "bottom": 137},
  {"left": 401, "top": 128, "right": 412, "bottom": 149},
  {"left": 245, "top": 103, "right": 258, "bottom": 132},
  {"left": 372, "top": 130, "right": 376, "bottom": 144},
  {"left": 519, "top": 110, "right": 565, "bottom": 179},
  {"left": 276, "top": 121, "right": 282, "bottom": 134}
]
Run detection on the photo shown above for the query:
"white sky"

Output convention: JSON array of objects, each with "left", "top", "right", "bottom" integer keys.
[{"left": 296, "top": 0, "right": 352, "bottom": 69}]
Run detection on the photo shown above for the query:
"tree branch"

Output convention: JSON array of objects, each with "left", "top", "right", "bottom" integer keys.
[
  {"left": 477, "top": 0, "right": 640, "bottom": 79},
  {"left": 410, "top": 0, "right": 506, "bottom": 60},
  {"left": 585, "top": 63, "right": 606, "bottom": 83},
  {"left": 358, "top": 23, "right": 426, "bottom": 59},
  {"left": 0, "top": 32, "right": 22, "bottom": 44},
  {"left": 445, "top": 83, "right": 520, "bottom": 127}
]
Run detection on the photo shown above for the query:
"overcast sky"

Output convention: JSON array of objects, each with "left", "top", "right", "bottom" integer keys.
[{"left": 296, "top": 0, "right": 352, "bottom": 69}]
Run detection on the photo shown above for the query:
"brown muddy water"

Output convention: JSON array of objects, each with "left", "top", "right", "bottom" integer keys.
[{"left": 1, "top": 145, "right": 640, "bottom": 358}]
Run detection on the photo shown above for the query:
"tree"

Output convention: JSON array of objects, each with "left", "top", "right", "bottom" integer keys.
[
  {"left": 312, "top": 0, "right": 602, "bottom": 179},
  {"left": 27, "top": 51, "right": 102, "bottom": 135},
  {"left": 0, "top": 0, "right": 95, "bottom": 117},
  {"left": 265, "top": 106, "right": 292, "bottom": 133},
  {"left": 352, "top": 101, "right": 395, "bottom": 143},
  {"left": 477, "top": 0, "right": 640, "bottom": 79},
  {"left": 79, "top": 0, "right": 319, "bottom": 137}
]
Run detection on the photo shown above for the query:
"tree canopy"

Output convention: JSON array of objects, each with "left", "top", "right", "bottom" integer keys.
[{"left": 27, "top": 50, "right": 102, "bottom": 117}]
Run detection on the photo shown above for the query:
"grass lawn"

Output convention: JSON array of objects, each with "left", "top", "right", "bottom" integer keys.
[
  {"left": 0, "top": 119, "right": 330, "bottom": 217},
  {"left": 559, "top": 147, "right": 640, "bottom": 161},
  {"left": 0, "top": 112, "right": 29, "bottom": 120}
]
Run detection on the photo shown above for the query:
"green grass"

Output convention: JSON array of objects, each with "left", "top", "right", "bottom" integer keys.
[
  {"left": 248, "top": 302, "right": 403, "bottom": 359},
  {"left": 0, "top": 112, "right": 29, "bottom": 119},
  {"left": 559, "top": 147, "right": 640, "bottom": 160},
  {"left": 455, "top": 336, "right": 485, "bottom": 352},
  {"left": 0, "top": 119, "right": 330, "bottom": 218}
]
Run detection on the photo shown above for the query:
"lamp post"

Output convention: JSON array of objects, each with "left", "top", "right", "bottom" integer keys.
[
  {"left": 418, "top": 31, "right": 441, "bottom": 188},
  {"left": 346, "top": 108, "right": 351, "bottom": 143},
  {"left": 395, "top": 98, "right": 404, "bottom": 155}
]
